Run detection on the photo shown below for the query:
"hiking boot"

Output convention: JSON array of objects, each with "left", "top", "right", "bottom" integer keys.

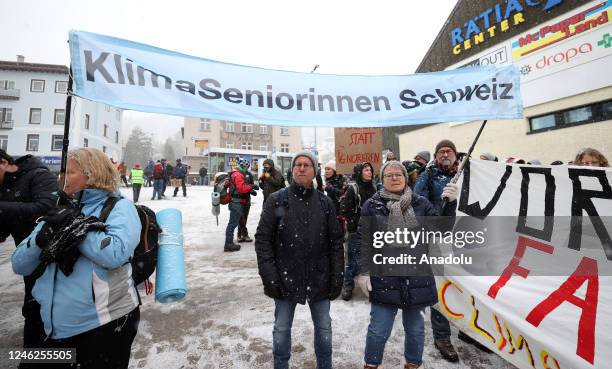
[
  {"left": 364, "top": 365, "right": 378, "bottom": 369},
  {"left": 434, "top": 338, "right": 459, "bottom": 362},
  {"left": 458, "top": 331, "right": 492, "bottom": 353},
  {"left": 241, "top": 235, "right": 253, "bottom": 243},
  {"left": 404, "top": 363, "right": 421, "bottom": 369},
  {"left": 341, "top": 287, "right": 353, "bottom": 301},
  {"left": 224, "top": 243, "right": 241, "bottom": 252}
]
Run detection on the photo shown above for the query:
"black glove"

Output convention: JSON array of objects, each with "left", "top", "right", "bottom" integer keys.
[
  {"left": 252, "top": 184, "right": 259, "bottom": 191},
  {"left": 328, "top": 284, "right": 342, "bottom": 301},
  {"left": 35, "top": 207, "right": 81, "bottom": 249},
  {"left": 250, "top": 190, "right": 258, "bottom": 196},
  {"left": 264, "top": 281, "right": 284, "bottom": 300}
]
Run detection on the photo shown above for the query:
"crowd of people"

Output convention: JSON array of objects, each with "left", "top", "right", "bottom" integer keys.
[{"left": 0, "top": 142, "right": 610, "bottom": 368}]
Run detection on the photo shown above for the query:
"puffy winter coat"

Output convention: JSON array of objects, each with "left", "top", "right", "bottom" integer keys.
[
  {"left": 11, "top": 189, "right": 141, "bottom": 339},
  {"left": 230, "top": 169, "right": 253, "bottom": 205},
  {"left": 357, "top": 192, "right": 456, "bottom": 309},
  {"left": 255, "top": 185, "right": 344, "bottom": 304},
  {"left": 172, "top": 164, "right": 187, "bottom": 179},
  {"left": 0, "top": 155, "right": 58, "bottom": 245},
  {"left": 152, "top": 163, "right": 165, "bottom": 179},
  {"left": 413, "top": 164, "right": 454, "bottom": 209},
  {"left": 260, "top": 161, "right": 285, "bottom": 203}
]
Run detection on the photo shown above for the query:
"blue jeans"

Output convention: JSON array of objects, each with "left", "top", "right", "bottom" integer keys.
[
  {"left": 431, "top": 308, "right": 451, "bottom": 339},
  {"left": 343, "top": 232, "right": 360, "bottom": 289},
  {"left": 225, "top": 201, "right": 243, "bottom": 244},
  {"left": 364, "top": 303, "right": 425, "bottom": 366},
  {"left": 273, "top": 299, "right": 332, "bottom": 369},
  {"left": 152, "top": 179, "right": 163, "bottom": 199}
]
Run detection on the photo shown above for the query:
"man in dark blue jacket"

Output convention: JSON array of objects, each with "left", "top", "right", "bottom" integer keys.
[{"left": 172, "top": 158, "right": 187, "bottom": 197}]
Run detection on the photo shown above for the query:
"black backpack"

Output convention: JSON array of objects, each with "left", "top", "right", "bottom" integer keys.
[{"left": 100, "top": 197, "right": 162, "bottom": 286}]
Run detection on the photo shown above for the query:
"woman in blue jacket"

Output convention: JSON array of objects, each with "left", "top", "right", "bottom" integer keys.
[
  {"left": 356, "top": 160, "right": 458, "bottom": 369},
  {"left": 12, "top": 148, "right": 141, "bottom": 369}
]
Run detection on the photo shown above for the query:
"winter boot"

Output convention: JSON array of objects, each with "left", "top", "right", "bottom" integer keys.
[
  {"left": 363, "top": 365, "right": 379, "bottom": 369},
  {"left": 404, "top": 363, "right": 421, "bottom": 369},
  {"left": 434, "top": 338, "right": 459, "bottom": 362},
  {"left": 224, "top": 243, "right": 241, "bottom": 252},
  {"left": 241, "top": 235, "right": 253, "bottom": 243},
  {"left": 341, "top": 287, "right": 353, "bottom": 301},
  {"left": 458, "top": 331, "right": 492, "bottom": 353}
]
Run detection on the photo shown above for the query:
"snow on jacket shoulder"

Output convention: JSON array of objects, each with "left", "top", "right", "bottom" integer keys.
[{"left": 11, "top": 188, "right": 141, "bottom": 339}]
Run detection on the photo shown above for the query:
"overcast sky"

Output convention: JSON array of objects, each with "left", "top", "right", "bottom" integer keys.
[{"left": 2, "top": 0, "right": 457, "bottom": 144}]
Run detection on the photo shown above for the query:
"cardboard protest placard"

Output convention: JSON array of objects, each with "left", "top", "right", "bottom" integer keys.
[{"left": 334, "top": 128, "right": 382, "bottom": 175}]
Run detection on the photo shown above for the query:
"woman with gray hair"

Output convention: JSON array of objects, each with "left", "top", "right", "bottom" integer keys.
[
  {"left": 12, "top": 148, "right": 141, "bottom": 369},
  {"left": 356, "top": 160, "right": 458, "bottom": 369}
]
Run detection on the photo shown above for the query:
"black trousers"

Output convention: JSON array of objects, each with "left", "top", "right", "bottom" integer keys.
[
  {"left": 18, "top": 276, "right": 47, "bottom": 369},
  {"left": 132, "top": 184, "right": 142, "bottom": 203},
  {"left": 173, "top": 178, "right": 186, "bottom": 197},
  {"left": 40, "top": 307, "right": 139, "bottom": 369},
  {"left": 238, "top": 203, "right": 251, "bottom": 238}
]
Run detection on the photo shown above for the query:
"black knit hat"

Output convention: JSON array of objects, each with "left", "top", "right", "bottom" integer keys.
[
  {"left": 435, "top": 139, "right": 457, "bottom": 157},
  {"left": 0, "top": 149, "right": 14, "bottom": 164}
]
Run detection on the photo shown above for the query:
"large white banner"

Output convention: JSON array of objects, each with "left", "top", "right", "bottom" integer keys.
[
  {"left": 69, "top": 30, "right": 523, "bottom": 127},
  {"left": 436, "top": 160, "right": 612, "bottom": 369}
]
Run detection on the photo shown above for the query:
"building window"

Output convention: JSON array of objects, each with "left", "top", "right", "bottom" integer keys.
[
  {"left": 225, "top": 122, "right": 234, "bottom": 132},
  {"left": 29, "top": 108, "right": 41, "bottom": 124},
  {"left": 54, "top": 109, "right": 65, "bottom": 125},
  {"left": 83, "top": 138, "right": 89, "bottom": 147},
  {"left": 241, "top": 142, "right": 253, "bottom": 150},
  {"left": 0, "top": 108, "right": 12, "bottom": 123},
  {"left": 30, "top": 79, "right": 45, "bottom": 93},
  {"left": 84, "top": 114, "right": 90, "bottom": 129},
  {"left": 0, "top": 80, "right": 15, "bottom": 90},
  {"left": 55, "top": 81, "right": 68, "bottom": 94},
  {"left": 280, "top": 127, "right": 289, "bottom": 136},
  {"left": 26, "top": 134, "right": 39, "bottom": 151},
  {"left": 104, "top": 124, "right": 108, "bottom": 137},
  {"left": 260, "top": 144, "right": 268, "bottom": 151},
  {"left": 102, "top": 146, "right": 107, "bottom": 153},
  {"left": 529, "top": 99, "right": 612, "bottom": 133},
  {"left": 280, "top": 143, "right": 290, "bottom": 153},
  {"left": 115, "top": 109, "right": 121, "bottom": 121},
  {"left": 115, "top": 131, "right": 119, "bottom": 144},
  {"left": 241, "top": 124, "right": 253, "bottom": 133},
  {"left": 0, "top": 135, "right": 8, "bottom": 151},
  {"left": 260, "top": 125, "right": 268, "bottom": 135},
  {"left": 200, "top": 121, "right": 210, "bottom": 131},
  {"left": 226, "top": 142, "right": 234, "bottom": 149},
  {"left": 51, "top": 135, "right": 63, "bottom": 151},
  {"left": 105, "top": 105, "right": 111, "bottom": 112}
]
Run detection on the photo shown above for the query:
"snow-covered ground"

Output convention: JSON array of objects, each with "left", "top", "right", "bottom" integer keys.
[{"left": 0, "top": 185, "right": 516, "bottom": 369}]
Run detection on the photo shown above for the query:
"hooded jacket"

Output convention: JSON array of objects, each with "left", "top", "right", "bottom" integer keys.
[
  {"left": 12, "top": 189, "right": 141, "bottom": 339},
  {"left": 324, "top": 170, "right": 345, "bottom": 214},
  {"left": 0, "top": 155, "right": 58, "bottom": 245},
  {"left": 260, "top": 159, "right": 285, "bottom": 202},
  {"left": 340, "top": 162, "right": 377, "bottom": 233}
]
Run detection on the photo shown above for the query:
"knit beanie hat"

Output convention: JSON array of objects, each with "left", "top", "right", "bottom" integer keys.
[
  {"left": 435, "top": 139, "right": 457, "bottom": 156},
  {"left": 324, "top": 160, "right": 336, "bottom": 171},
  {"left": 415, "top": 151, "right": 431, "bottom": 163},
  {"left": 291, "top": 150, "right": 317, "bottom": 169}
]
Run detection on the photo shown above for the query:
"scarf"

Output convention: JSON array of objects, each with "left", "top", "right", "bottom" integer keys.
[{"left": 379, "top": 186, "right": 420, "bottom": 236}]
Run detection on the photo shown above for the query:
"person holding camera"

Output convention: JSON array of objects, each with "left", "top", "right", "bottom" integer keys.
[{"left": 259, "top": 158, "right": 285, "bottom": 203}]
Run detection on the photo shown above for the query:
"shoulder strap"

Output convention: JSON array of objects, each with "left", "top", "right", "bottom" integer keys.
[
  {"left": 351, "top": 182, "right": 361, "bottom": 212},
  {"left": 100, "top": 196, "right": 120, "bottom": 222}
]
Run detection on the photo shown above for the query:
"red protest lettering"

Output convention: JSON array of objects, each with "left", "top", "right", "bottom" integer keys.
[
  {"left": 525, "top": 256, "right": 598, "bottom": 365},
  {"left": 488, "top": 236, "right": 554, "bottom": 299}
]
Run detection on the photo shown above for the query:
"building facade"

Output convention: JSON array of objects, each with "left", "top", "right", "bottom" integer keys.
[
  {"left": 398, "top": 0, "right": 612, "bottom": 164},
  {"left": 183, "top": 117, "right": 301, "bottom": 174},
  {"left": 0, "top": 57, "right": 123, "bottom": 170}
]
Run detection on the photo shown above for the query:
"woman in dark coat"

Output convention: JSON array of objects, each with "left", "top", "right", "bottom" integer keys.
[{"left": 357, "top": 160, "right": 458, "bottom": 369}]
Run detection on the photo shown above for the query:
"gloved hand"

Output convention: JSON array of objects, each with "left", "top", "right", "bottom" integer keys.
[
  {"left": 441, "top": 182, "right": 459, "bottom": 202},
  {"left": 252, "top": 184, "right": 260, "bottom": 191},
  {"left": 35, "top": 207, "right": 81, "bottom": 249},
  {"left": 357, "top": 274, "right": 372, "bottom": 298},
  {"left": 250, "top": 190, "right": 258, "bottom": 196},
  {"left": 264, "top": 281, "right": 284, "bottom": 300},
  {"left": 328, "top": 284, "right": 342, "bottom": 301}
]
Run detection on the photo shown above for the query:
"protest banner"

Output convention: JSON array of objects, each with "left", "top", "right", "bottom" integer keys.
[
  {"left": 334, "top": 128, "right": 382, "bottom": 175},
  {"left": 435, "top": 160, "right": 612, "bottom": 369},
  {"left": 69, "top": 30, "right": 523, "bottom": 128}
]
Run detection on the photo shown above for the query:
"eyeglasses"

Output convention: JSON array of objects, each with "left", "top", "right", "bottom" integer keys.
[
  {"left": 437, "top": 149, "right": 454, "bottom": 156},
  {"left": 294, "top": 163, "right": 313, "bottom": 169},
  {"left": 383, "top": 173, "right": 404, "bottom": 179}
]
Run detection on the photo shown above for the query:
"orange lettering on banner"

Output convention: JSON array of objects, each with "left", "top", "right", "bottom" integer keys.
[
  {"left": 469, "top": 296, "right": 496, "bottom": 344},
  {"left": 439, "top": 279, "right": 465, "bottom": 319},
  {"left": 488, "top": 236, "right": 554, "bottom": 299},
  {"left": 540, "top": 350, "right": 562, "bottom": 369},
  {"left": 525, "top": 256, "right": 599, "bottom": 365},
  {"left": 334, "top": 127, "right": 382, "bottom": 175}
]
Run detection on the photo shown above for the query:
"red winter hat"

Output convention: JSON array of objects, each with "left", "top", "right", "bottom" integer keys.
[{"left": 134, "top": 163, "right": 141, "bottom": 168}]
